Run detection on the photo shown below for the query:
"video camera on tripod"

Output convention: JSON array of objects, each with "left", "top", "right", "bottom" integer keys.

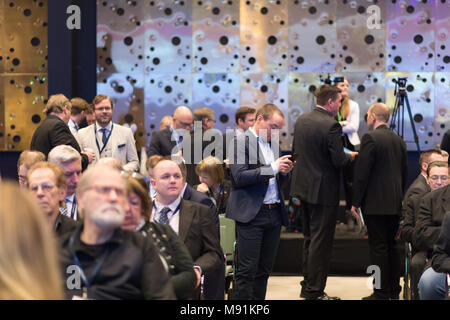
[{"left": 389, "top": 77, "right": 421, "bottom": 152}]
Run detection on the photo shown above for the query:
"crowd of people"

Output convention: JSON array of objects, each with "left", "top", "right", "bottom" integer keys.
[{"left": 0, "top": 79, "right": 449, "bottom": 300}]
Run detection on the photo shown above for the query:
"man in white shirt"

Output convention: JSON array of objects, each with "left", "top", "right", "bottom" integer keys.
[{"left": 48, "top": 145, "right": 83, "bottom": 220}]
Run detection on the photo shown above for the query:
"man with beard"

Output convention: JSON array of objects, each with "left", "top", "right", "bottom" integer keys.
[
  {"left": 77, "top": 95, "right": 139, "bottom": 172},
  {"left": 60, "top": 164, "right": 175, "bottom": 300},
  {"left": 27, "top": 162, "right": 79, "bottom": 238}
]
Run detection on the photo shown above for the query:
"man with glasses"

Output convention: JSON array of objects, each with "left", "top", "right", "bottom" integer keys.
[
  {"left": 17, "top": 150, "right": 46, "bottom": 187},
  {"left": 403, "top": 161, "right": 449, "bottom": 299},
  {"left": 77, "top": 94, "right": 139, "bottom": 172},
  {"left": 351, "top": 102, "right": 408, "bottom": 300},
  {"left": 60, "top": 164, "right": 175, "bottom": 300},
  {"left": 147, "top": 105, "right": 193, "bottom": 158},
  {"left": 27, "top": 162, "right": 78, "bottom": 238}
]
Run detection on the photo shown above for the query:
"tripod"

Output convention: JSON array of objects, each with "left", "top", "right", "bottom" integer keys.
[{"left": 389, "top": 81, "right": 421, "bottom": 152}]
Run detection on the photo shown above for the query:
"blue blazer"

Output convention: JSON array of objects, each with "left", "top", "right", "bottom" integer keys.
[{"left": 225, "top": 132, "right": 289, "bottom": 226}]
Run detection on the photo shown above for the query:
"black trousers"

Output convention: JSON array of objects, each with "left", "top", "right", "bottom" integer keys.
[
  {"left": 364, "top": 214, "right": 402, "bottom": 299},
  {"left": 234, "top": 206, "right": 282, "bottom": 300},
  {"left": 300, "top": 201, "right": 338, "bottom": 299}
]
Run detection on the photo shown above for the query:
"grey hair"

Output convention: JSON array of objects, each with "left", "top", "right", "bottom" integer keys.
[{"left": 48, "top": 145, "right": 81, "bottom": 166}]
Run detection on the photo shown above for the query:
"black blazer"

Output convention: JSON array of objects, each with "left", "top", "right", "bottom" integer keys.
[
  {"left": 139, "top": 221, "right": 197, "bottom": 300},
  {"left": 183, "top": 183, "right": 219, "bottom": 232},
  {"left": 401, "top": 174, "right": 430, "bottom": 221},
  {"left": 401, "top": 190, "right": 428, "bottom": 246},
  {"left": 352, "top": 125, "right": 408, "bottom": 216},
  {"left": 147, "top": 127, "right": 177, "bottom": 157},
  {"left": 290, "top": 107, "right": 351, "bottom": 205},
  {"left": 431, "top": 212, "right": 450, "bottom": 274},
  {"left": 150, "top": 199, "right": 223, "bottom": 275},
  {"left": 415, "top": 184, "right": 450, "bottom": 254},
  {"left": 30, "top": 115, "right": 88, "bottom": 169}
]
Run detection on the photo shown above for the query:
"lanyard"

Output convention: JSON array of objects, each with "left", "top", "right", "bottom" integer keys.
[
  {"left": 94, "top": 123, "right": 114, "bottom": 156},
  {"left": 153, "top": 202, "right": 181, "bottom": 224},
  {"left": 68, "top": 233, "right": 110, "bottom": 290}
]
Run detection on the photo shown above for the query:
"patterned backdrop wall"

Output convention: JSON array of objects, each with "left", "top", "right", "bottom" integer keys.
[
  {"left": 0, "top": 0, "right": 448, "bottom": 152},
  {"left": 0, "top": 0, "right": 48, "bottom": 151}
]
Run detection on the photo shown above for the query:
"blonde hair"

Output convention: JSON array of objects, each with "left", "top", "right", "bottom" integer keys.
[
  {"left": 0, "top": 182, "right": 63, "bottom": 300},
  {"left": 195, "top": 156, "right": 224, "bottom": 185}
]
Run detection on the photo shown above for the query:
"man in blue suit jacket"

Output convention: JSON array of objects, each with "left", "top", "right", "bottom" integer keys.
[{"left": 226, "top": 104, "right": 294, "bottom": 300}]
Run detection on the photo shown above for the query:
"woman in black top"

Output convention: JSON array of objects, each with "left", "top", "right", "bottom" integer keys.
[{"left": 121, "top": 176, "right": 196, "bottom": 300}]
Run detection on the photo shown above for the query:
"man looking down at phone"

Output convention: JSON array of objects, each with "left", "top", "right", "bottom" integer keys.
[
  {"left": 226, "top": 103, "right": 294, "bottom": 300},
  {"left": 290, "top": 84, "right": 357, "bottom": 300}
]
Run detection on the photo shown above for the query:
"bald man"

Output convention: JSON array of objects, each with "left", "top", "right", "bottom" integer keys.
[
  {"left": 147, "top": 106, "right": 193, "bottom": 157},
  {"left": 351, "top": 103, "right": 408, "bottom": 300}
]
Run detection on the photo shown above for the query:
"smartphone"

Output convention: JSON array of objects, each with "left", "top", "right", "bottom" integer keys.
[{"left": 290, "top": 153, "right": 299, "bottom": 162}]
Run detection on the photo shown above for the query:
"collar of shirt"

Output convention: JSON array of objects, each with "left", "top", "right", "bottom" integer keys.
[
  {"left": 96, "top": 121, "right": 112, "bottom": 134},
  {"left": 69, "top": 118, "right": 78, "bottom": 130},
  {"left": 65, "top": 193, "right": 75, "bottom": 203},
  {"left": 153, "top": 196, "right": 181, "bottom": 218},
  {"left": 170, "top": 124, "right": 181, "bottom": 141}
]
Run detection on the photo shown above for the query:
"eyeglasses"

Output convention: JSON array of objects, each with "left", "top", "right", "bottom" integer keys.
[
  {"left": 429, "top": 175, "right": 448, "bottom": 182},
  {"left": 86, "top": 185, "right": 126, "bottom": 198},
  {"left": 29, "top": 182, "right": 55, "bottom": 193}
]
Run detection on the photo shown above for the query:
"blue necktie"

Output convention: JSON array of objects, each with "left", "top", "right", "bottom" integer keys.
[
  {"left": 100, "top": 128, "right": 107, "bottom": 145},
  {"left": 159, "top": 207, "right": 171, "bottom": 224}
]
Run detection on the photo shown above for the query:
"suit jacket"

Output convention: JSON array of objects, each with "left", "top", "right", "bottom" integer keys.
[
  {"left": 401, "top": 174, "right": 431, "bottom": 221},
  {"left": 183, "top": 183, "right": 219, "bottom": 232},
  {"left": 77, "top": 123, "right": 139, "bottom": 172},
  {"left": 290, "top": 107, "right": 351, "bottom": 205},
  {"left": 30, "top": 115, "right": 89, "bottom": 169},
  {"left": 226, "top": 132, "right": 290, "bottom": 225},
  {"left": 431, "top": 212, "right": 450, "bottom": 274},
  {"left": 401, "top": 190, "right": 429, "bottom": 246},
  {"left": 352, "top": 125, "right": 408, "bottom": 215},
  {"left": 415, "top": 184, "right": 450, "bottom": 254},
  {"left": 150, "top": 199, "right": 223, "bottom": 275},
  {"left": 147, "top": 127, "right": 177, "bottom": 157}
]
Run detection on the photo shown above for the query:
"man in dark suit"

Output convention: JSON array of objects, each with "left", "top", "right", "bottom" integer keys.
[
  {"left": 351, "top": 102, "right": 408, "bottom": 300},
  {"left": 226, "top": 103, "right": 294, "bottom": 300},
  {"left": 401, "top": 160, "right": 449, "bottom": 299},
  {"left": 150, "top": 159, "right": 223, "bottom": 299},
  {"left": 30, "top": 94, "right": 94, "bottom": 170},
  {"left": 291, "top": 85, "right": 356, "bottom": 300},
  {"left": 147, "top": 105, "right": 193, "bottom": 157}
]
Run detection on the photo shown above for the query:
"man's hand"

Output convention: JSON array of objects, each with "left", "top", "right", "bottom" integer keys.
[
  {"left": 193, "top": 267, "right": 202, "bottom": 288},
  {"left": 275, "top": 155, "right": 294, "bottom": 174},
  {"left": 350, "top": 206, "right": 360, "bottom": 222},
  {"left": 349, "top": 151, "right": 358, "bottom": 161},
  {"left": 81, "top": 150, "right": 95, "bottom": 163}
]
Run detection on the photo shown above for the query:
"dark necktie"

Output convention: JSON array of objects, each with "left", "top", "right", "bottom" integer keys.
[
  {"left": 100, "top": 128, "right": 107, "bottom": 145},
  {"left": 70, "top": 195, "right": 77, "bottom": 220},
  {"left": 159, "top": 207, "right": 171, "bottom": 224}
]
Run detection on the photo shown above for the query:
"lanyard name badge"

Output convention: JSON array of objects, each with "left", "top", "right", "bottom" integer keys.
[
  {"left": 95, "top": 123, "right": 114, "bottom": 156},
  {"left": 68, "top": 234, "right": 110, "bottom": 300}
]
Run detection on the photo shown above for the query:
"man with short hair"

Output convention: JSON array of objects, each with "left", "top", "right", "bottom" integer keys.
[
  {"left": 84, "top": 105, "right": 96, "bottom": 126},
  {"left": 352, "top": 102, "right": 408, "bottom": 300},
  {"left": 150, "top": 159, "right": 223, "bottom": 299},
  {"left": 235, "top": 106, "right": 256, "bottom": 134},
  {"left": 402, "top": 160, "right": 449, "bottom": 299},
  {"left": 227, "top": 103, "right": 294, "bottom": 300},
  {"left": 30, "top": 94, "right": 94, "bottom": 170},
  {"left": 48, "top": 145, "right": 83, "bottom": 220},
  {"left": 291, "top": 85, "right": 357, "bottom": 300},
  {"left": 27, "top": 161, "right": 78, "bottom": 237},
  {"left": 68, "top": 97, "right": 89, "bottom": 139},
  {"left": 17, "top": 150, "right": 46, "bottom": 187},
  {"left": 146, "top": 155, "right": 163, "bottom": 199},
  {"left": 60, "top": 164, "right": 175, "bottom": 300},
  {"left": 160, "top": 115, "right": 172, "bottom": 130},
  {"left": 77, "top": 94, "right": 140, "bottom": 172},
  {"left": 147, "top": 105, "right": 193, "bottom": 157}
]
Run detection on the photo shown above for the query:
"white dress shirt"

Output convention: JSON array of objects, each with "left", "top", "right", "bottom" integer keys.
[
  {"left": 249, "top": 127, "right": 280, "bottom": 204},
  {"left": 151, "top": 196, "right": 181, "bottom": 234}
]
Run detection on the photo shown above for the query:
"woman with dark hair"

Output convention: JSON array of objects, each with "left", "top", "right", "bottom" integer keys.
[{"left": 122, "top": 176, "right": 197, "bottom": 300}]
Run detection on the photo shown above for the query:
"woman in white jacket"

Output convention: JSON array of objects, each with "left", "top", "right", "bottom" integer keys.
[
  {"left": 336, "top": 77, "right": 361, "bottom": 151},
  {"left": 335, "top": 77, "right": 361, "bottom": 218}
]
